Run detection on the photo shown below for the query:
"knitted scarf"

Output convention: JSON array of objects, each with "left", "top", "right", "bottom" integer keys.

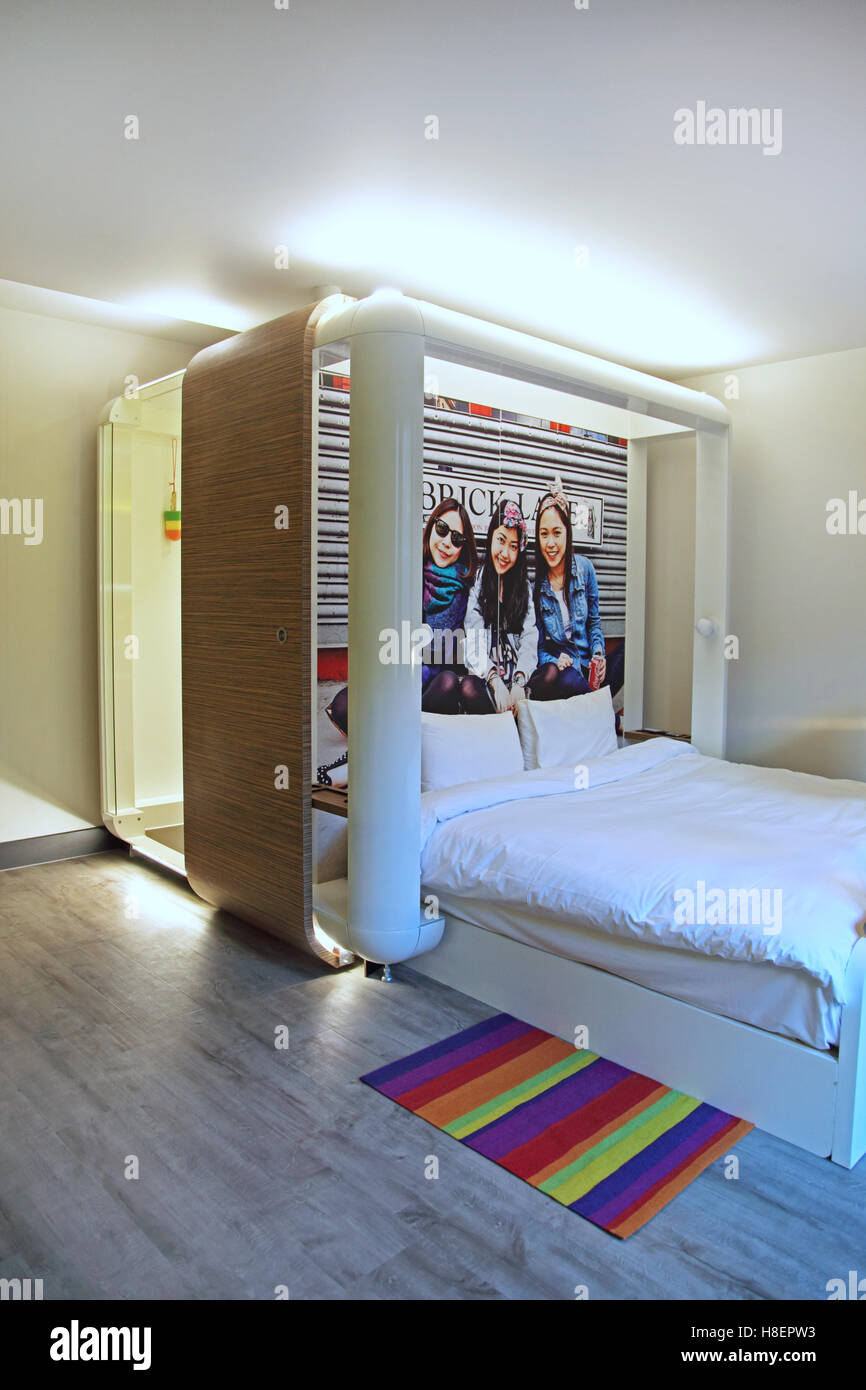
[{"left": 422, "top": 560, "right": 469, "bottom": 626}]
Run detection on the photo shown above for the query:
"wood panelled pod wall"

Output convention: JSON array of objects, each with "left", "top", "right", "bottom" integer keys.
[{"left": 181, "top": 300, "right": 335, "bottom": 962}]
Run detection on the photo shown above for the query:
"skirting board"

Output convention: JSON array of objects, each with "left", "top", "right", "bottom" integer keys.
[
  {"left": 0, "top": 827, "right": 122, "bottom": 872},
  {"left": 406, "top": 913, "right": 838, "bottom": 1160}
]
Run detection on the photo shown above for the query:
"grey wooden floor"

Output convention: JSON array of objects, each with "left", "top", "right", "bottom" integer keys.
[{"left": 1, "top": 851, "right": 864, "bottom": 1301}]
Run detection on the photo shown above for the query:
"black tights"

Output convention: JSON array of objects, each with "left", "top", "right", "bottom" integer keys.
[
  {"left": 527, "top": 663, "right": 591, "bottom": 701},
  {"left": 326, "top": 671, "right": 493, "bottom": 733},
  {"left": 459, "top": 674, "right": 494, "bottom": 714},
  {"left": 423, "top": 669, "right": 492, "bottom": 715}
]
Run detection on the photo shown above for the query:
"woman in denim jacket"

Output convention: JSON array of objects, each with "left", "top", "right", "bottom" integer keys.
[{"left": 528, "top": 486, "right": 607, "bottom": 702}]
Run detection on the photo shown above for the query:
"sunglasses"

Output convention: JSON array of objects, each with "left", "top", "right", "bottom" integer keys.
[{"left": 433, "top": 517, "right": 465, "bottom": 548}]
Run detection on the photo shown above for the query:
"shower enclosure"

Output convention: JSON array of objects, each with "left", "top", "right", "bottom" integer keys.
[{"left": 97, "top": 371, "right": 184, "bottom": 871}]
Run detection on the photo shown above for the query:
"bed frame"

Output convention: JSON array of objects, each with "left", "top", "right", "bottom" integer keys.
[
  {"left": 406, "top": 911, "right": 866, "bottom": 1168},
  {"left": 311, "top": 291, "right": 732, "bottom": 961}
]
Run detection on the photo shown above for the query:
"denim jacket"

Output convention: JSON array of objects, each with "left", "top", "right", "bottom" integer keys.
[{"left": 536, "top": 553, "right": 605, "bottom": 670}]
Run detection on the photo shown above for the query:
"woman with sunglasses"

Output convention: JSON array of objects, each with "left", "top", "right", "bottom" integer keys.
[
  {"left": 419, "top": 499, "right": 481, "bottom": 712},
  {"left": 325, "top": 499, "right": 480, "bottom": 733},
  {"left": 463, "top": 499, "right": 538, "bottom": 713}
]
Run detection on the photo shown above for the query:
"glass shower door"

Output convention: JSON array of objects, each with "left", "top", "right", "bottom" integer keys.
[{"left": 97, "top": 371, "right": 185, "bottom": 872}]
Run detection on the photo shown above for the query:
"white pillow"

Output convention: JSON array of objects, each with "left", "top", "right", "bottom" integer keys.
[
  {"left": 421, "top": 711, "right": 524, "bottom": 792},
  {"left": 516, "top": 687, "right": 617, "bottom": 770}
]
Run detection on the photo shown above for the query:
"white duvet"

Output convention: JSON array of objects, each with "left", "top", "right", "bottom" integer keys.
[{"left": 420, "top": 739, "right": 866, "bottom": 1002}]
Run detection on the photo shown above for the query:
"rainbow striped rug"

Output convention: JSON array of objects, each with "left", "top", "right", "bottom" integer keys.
[{"left": 361, "top": 1012, "right": 752, "bottom": 1237}]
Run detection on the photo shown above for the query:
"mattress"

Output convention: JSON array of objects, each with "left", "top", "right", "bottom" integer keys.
[
  {"left": 426, "top": 887, "right": 841, "bottom": 1050},
  {"left": 420, "top": 738, "right": 866, "bottom": 1051}
]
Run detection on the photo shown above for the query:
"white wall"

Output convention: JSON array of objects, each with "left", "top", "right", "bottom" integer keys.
[
  {"left": 644, "top": 433, "right": 695, "bottom": 736},
  {"left": 0, "top": 303, "right": 202, "bottom": 844},
  {"left": 646, "top": 345, "right": 866, "bottom": 779}
]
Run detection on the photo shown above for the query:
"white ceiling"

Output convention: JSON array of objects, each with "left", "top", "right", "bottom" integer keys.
[{"left": 1, "top": 0, "right": 864, "bottom": 378}]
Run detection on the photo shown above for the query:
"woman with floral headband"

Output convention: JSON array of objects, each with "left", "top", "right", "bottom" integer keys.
[
  {"left": 529, "top": 479, "right": 613, "bottom": 703},
  {"left": 325, "top": 498, "right": 480, "bottom": 733},
  {"left": 463, "top": 499, "right": 539, "bottom": 713}
]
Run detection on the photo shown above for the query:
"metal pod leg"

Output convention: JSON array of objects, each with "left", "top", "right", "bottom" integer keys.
[{"left": 363, "top": 959, "right": 394, "bottom": 982}]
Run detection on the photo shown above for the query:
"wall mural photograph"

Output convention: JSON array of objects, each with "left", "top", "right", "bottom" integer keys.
[{"left": 316, "top": 376, "right": 627, "bottom": 785}]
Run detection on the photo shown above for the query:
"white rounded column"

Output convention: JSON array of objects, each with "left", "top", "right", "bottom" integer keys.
[
  {"left": 347, "top": 295, "right": 428, "bottom": 961},
  {"left": 692, "top": 428, "right": 730, "bottom": 758}
]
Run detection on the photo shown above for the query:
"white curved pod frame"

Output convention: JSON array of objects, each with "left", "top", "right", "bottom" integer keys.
[
  {"left": 314, "top": 293, "right": 445, "bottom": 964},
  {"left": 313, "top": 292, "right": 731, "bottom": 962},
  {"left": 346, "top": 296, "right": 437, "bottom": 963},
  {"left": 692, "top": 429, "right": 730, "bottom": 757}
]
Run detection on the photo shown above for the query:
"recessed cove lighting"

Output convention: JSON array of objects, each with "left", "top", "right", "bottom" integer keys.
[
  {"left": 289, "top": 195, "right": 764, "bottom": 371},
  {"left": 122, "top": 289, "right": 256, "bottom": 332}
]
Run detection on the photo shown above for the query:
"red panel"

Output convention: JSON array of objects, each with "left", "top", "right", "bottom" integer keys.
[{"left": 318, "top": 647, "right": 348, "bottom": 681}]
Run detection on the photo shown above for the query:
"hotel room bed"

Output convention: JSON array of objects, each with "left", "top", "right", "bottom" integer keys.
[{"left": 419, "top": 738, "right": 866, "bottom": 1053}]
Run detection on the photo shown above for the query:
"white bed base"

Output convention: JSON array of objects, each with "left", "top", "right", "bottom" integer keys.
[{"left": 407, "top": 912, "right": 866, "bottom": 1169}]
